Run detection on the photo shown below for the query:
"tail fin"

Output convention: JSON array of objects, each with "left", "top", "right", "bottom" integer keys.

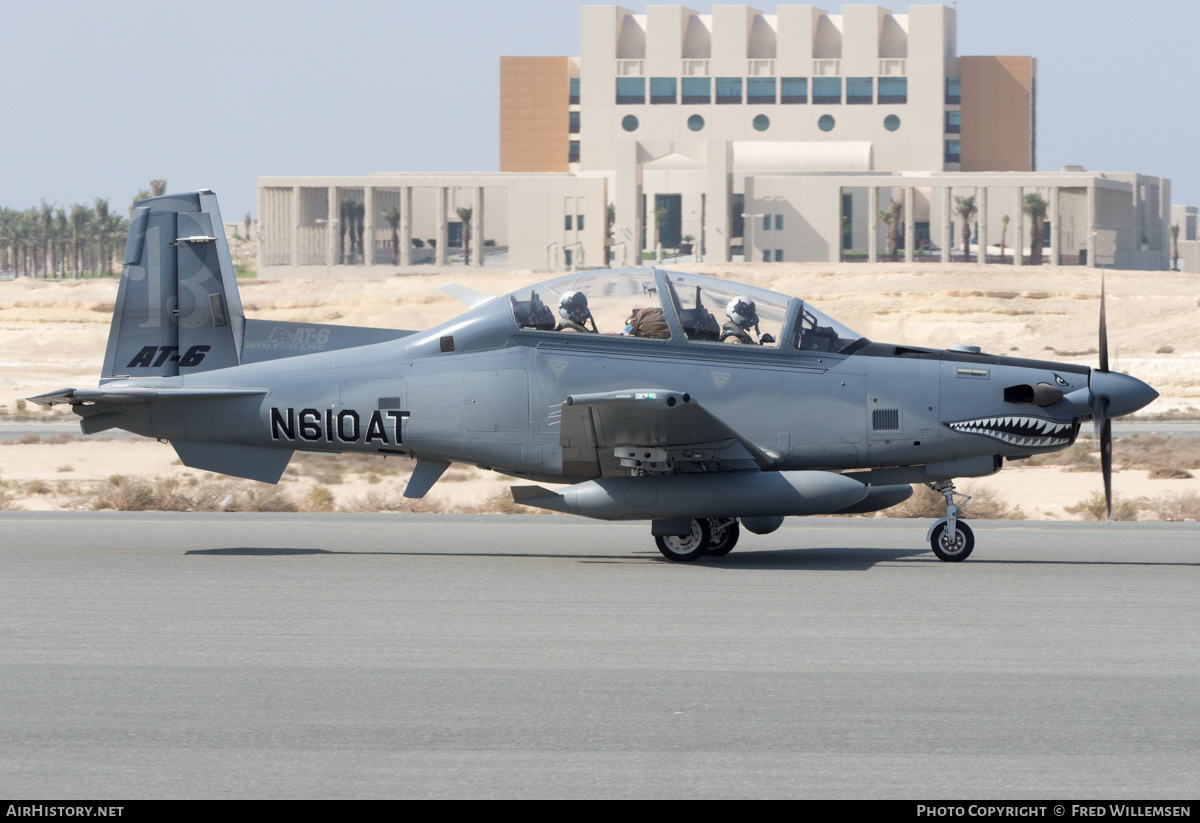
[{"left": 102, "top": 190, "right": 245, "bottom": 380}]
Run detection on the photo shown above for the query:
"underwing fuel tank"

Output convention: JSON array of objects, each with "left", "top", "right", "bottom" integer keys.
[{"left": 512, "top": 471, "right": 869, "bottom": 521}]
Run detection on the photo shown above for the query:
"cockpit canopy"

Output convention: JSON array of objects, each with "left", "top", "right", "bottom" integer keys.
[{"left": 509, "top": 269, "right": 864, "bottom": 354}]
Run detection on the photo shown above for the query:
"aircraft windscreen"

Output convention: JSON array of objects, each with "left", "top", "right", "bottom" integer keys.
[
  {"left": 509, "top": 271, "right": 665, "bottom": 337},
  {"left": 796, "top": 303, "right": 863, "bottom": 354},
  {"left": 664, "top": 272, "right": 787, "bottom": 347}
]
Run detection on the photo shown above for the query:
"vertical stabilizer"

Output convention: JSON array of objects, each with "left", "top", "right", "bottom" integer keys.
[{"left": 102, "top": 191, "right": 245, "bottom": 380}]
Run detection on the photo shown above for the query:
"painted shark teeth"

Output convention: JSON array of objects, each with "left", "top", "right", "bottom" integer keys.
[{"left": 944, "top": 415, "right": 1074, "bottom": 449}]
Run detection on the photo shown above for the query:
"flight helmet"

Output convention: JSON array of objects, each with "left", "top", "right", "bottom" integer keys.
[
  {"left": 725, "top": 296, "right": 758, "bottom": 330},
  {"left": 559, "top": 291, "right": 591, "bottom": 324}
]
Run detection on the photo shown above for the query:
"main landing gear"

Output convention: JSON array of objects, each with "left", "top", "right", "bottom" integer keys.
[
  {"left": 926, "top": 481, "right": 974, "bottom": 562},
  {"left": 655, "top": 517, "right": 742, "bottom": 561}
]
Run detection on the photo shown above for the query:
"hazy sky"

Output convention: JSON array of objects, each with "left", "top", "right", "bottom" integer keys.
[{"left": 2, "top": 0, "right": 1196, "bottom": 222}]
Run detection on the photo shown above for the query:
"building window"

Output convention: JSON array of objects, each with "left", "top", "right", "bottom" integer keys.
[
  {"left": 763, "top": 215, "right": 771, "bottom": 232},
  {"left": 715, "top": 77, "right": 742, "bottom": 104},
  {"left": 775, "top": 249, "right": 783, "bottom": 262},
  {"left": 945, "top": 110, "right": 961, "bottom": 134},
  {"left": 650, "top": 77, "right": 677, "bottom": 104},
  {"left": 687, "top": 114, "right": 705, "bottom": 132},
  {"left": 621, "top": 114, "right": 639, "bottom": 132},
  {"left": 878, "top": 76, "right": 907, "bottom": 104},
  {"left": 752, "top": 114, "right": 770, "bottom": 132},
  {"left": 616, "top": 78, "right": 645, "bottom": 104},
  {"left": 847, "top": 77, "right": 873, "bottom": 104},
  {"left": 682, "top": 77, "right": 710, "bottom": 104},
  {"left": 577, "top": 215, "right": 585, "bottom": 230},
  {"left": 565, "top": 215, "right": 573, "bottom": 231},
  {"left": 944, "top": 139, "right": 961, "bottom": 164},
  {"left": 568, "top": 140, "right": 580, "bottom": 163},
  {"left": 747, "top": 77, "right": 776, "bottom": 104},
  {"left": 945, "top": 77, "right": 961, "bottom": 104},
  {"left": 813, "top": 77, "right": 841, "bottom": 105},
  {"left": 781, "top": 77, "right": 807, "bottom": 104},
  {"left": 569, "top": 111, "right": 580, "bottom": 134},
  {"left": 569, "top": 78, "right": 580, "bottom": 105},
  {"left": 762, "top": 249, "right": 771, "bottom": 262},
  {"left": 818, "top": 114, "right": 836, "bottom": 132},
  {"left": 884, "top": 114, "right": 901, "bottom": 132},
  {"left": 774, "top": 214, "right": 783, "bottom": 230}
]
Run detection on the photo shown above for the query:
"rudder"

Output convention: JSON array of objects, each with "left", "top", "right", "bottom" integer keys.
[{"left": 103, "top": 190, "right": 245, "bottom": 380}]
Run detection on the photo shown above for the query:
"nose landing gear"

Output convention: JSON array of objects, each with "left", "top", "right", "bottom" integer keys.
[{"left": 926, "top": 481, "right": 975, "bottom": 562}]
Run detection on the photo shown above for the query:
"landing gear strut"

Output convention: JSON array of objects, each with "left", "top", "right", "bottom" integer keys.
[
  {"left": 706, "top": 518, "right": 740, "bottom": 556},
  {"left": 927, "top": 481, "right": 974, "bottom": 562}
]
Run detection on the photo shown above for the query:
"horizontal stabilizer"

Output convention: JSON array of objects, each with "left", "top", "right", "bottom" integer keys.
[
  {"left": 28, "top": 387, "right": 269, "bottom": 407},
  {"left": 172, "top": 440, "right": 293, "bottom": 484}
]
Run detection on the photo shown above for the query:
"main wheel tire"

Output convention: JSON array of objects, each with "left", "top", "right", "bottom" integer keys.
[
  {"left": 706, "top": 518, "right": 740, "bottom": 556},
  {"left": 930, "top": 521, "right": 974, "bottom": 562},
  {"left": 655, "top": 519, "right": 712, "bottom": 562}
]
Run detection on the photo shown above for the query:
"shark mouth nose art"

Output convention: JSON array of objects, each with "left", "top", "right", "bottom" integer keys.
[{"left": 945, "top": 415, "right": 1075, "bottom": 448}]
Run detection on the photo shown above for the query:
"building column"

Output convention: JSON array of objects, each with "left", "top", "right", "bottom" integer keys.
[
  {"left": 704, "top": 140, "right": 730, "bottom": 264},
  {"left": 868, "top": 186, "right": 879, "bottom": 263},
  {"left": 471, "top": 187, "right": 484, "bottom": 267},
  {"left": 399, "top": 187, "right": 412, "bottom": 267},
  {"left": 291, "top": 186, "right": 301, "bottom": 266},
  {"left": 363, "top": 186, "right": 375, "bottom": 267},
  {"left": 941, "top": 188, "right": 951, "bottom": 263},
  {"left": 1049, "top": 186, "right": 1060, "bottom": 265},
  {"left": 978, "top": 187, "right": 989, "bottom": 265},
  {"left": 904, "top": 186, "right": 914, "bottom": 263},
  {"left": 831, "top": 188, "right": 843, "bottom": 264},
  {"left": 327, "top": 185, "right": 339, "bottom": 268},
  {"left": 1014, "top": 186, "right": 1025, "bottom": 267},
  {"left": 435, "top": 187, "right": 448, "bottom": 266},
  {"left": 1088, "top": 184, "right": 1097, "bottom": 267}
]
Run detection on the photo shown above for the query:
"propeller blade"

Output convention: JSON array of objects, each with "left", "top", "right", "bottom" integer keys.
[
  {"left": 1098, "top": 272, "right": 1109, "bottom": 373},
  {"left": 1100, "top": 415, "right": 1113, "bottom": 522}
]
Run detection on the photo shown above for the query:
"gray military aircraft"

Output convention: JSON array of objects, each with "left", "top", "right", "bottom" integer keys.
[{"left": 32, "top": 191, "right": 1158, "bottom": 561}]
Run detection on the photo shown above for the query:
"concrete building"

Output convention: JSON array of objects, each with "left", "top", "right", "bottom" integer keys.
[{"left": 259, "top": 4, "right": 1171, "bottom": 275}]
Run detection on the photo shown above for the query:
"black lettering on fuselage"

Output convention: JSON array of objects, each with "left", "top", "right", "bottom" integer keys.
[
  {"left": 269, "top": 407, "right": 409, "bottom": 446},
  {"left": 299, "top": 409, "right": 322, "bottom": 441},
  {"left": 337, "top": 410, "right": 360, "bottom": 442},
  {"left": 270, "top": 407, "right": 295, "bottom": 441}
]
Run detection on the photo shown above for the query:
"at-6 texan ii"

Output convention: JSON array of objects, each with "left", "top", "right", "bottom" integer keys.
[{"left": 31, "top": 191, "right": 1157, "bottom": 561}]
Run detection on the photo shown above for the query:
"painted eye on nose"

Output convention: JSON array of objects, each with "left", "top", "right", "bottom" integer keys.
[{"left": 1053, "top": 374, "right": 1069, "bottom": 387}]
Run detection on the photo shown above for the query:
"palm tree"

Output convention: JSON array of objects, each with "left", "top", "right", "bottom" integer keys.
[
  {"left": 40, "top": 202, "right": 55, "bottom": 277},
  {"left": 384, "top": 207, "right": 402, "bottom": 264},
  {"left": 1023, "top": 193, "right": 1048, "bottom": 265},
  {"left": 456, "top": 206, "right": 473, "bottom": 265},
  {"left": 879, "top": 199, "right": 903, "bottom": 260},
  {"left": 954, "top": 195, "right": 977, "bottom": 261},
  {"left": 150, "top": 180, "right": 167, "bottom": 197},
  {"left": 1170, "top": 223, "right": 1180, "bottom": 271},
  {"left": 999, "top": 215, "right": 1010, "bottom": 263},
  {"left": 70, "top": 204, "right": 91, "bottom": 278}
]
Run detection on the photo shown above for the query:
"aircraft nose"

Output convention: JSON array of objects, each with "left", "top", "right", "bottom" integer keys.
[{"left": 1090, "top": 369, "right": 1158, "bottom": 418}]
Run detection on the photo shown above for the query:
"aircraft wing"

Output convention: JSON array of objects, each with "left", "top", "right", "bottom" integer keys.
[{"left": 555, "top": 388, "right": 778, "bottom": 477}]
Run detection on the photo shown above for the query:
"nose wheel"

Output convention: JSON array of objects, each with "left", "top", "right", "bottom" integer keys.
[
  {"left": 927, "top": 481, "right": 974, "bottom": 562},
  {"left": 930, "top": 520, "right": 974, "bottom": 561}
]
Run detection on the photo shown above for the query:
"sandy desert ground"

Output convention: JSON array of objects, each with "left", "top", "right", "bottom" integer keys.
[{"left": 1, "top": 261, "right": 1198, "bottom": 520}]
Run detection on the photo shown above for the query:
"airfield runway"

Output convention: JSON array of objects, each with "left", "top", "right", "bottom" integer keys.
[{"left": 2, "top": 513, "right": 1198, "bottom": 799}]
